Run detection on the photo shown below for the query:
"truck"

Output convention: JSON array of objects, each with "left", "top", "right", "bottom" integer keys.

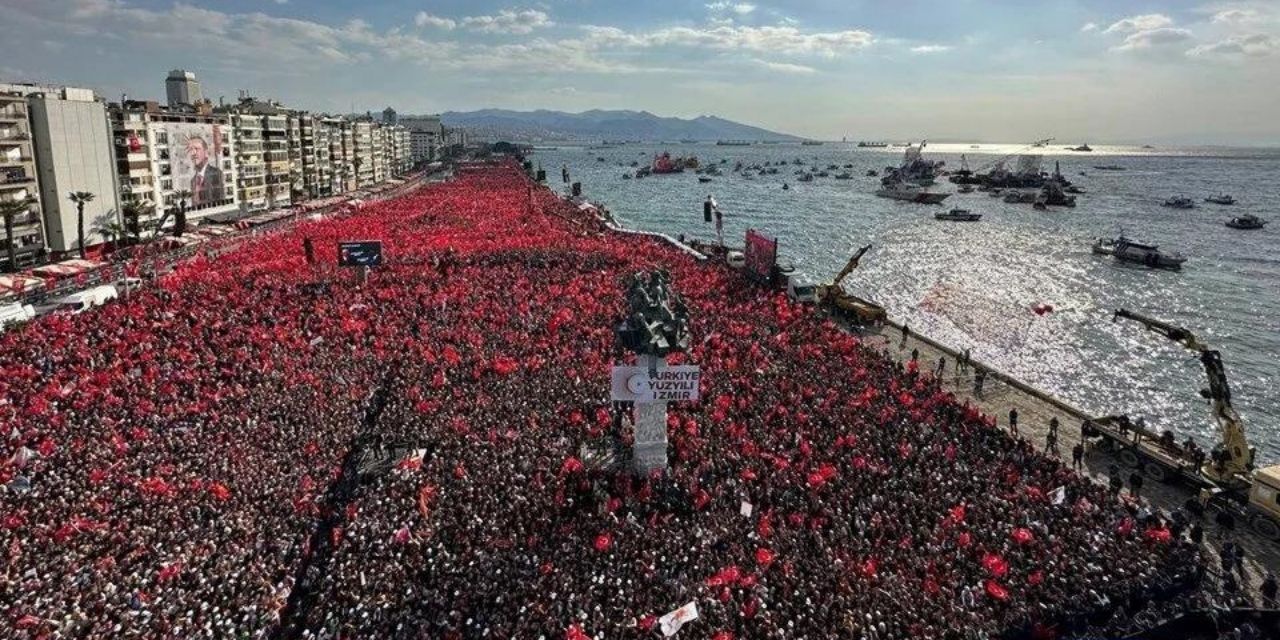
[
  {"left": 814, "top": 244, "right": 887, "bottom": 325},
  {"left": 1084, "top": 308, "right": 1280, "bottom": 540},
  {"left": 54, "top": 285, "right": 118, "bottom": 314}
]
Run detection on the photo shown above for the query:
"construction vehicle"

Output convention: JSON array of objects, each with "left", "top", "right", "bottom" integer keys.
[
  {"left": 1084, "top": 308, "right": 1280, "bottom": 539},
  {"left": 814, "top": 244, "right": 886, "bottom": 325}
]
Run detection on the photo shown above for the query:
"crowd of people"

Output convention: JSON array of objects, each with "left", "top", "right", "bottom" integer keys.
[{"left": 2, "top": 160, "right": 1199, "bottom": 638}]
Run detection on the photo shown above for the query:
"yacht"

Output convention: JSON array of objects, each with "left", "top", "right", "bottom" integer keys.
[
  {"left": 1163, "top": 196, "right": 1195, "bottom": 209},
  {"left": 1226, "top": 215, "right": 1267, "bottom": 230},
  {"left": 935, "top": 208, "right": 982, "bottom": 221},
  {"left": 1205, "top": 194, "right": 1236, "bottom": 205},
  {"left": 875, "top": 180, "right": 951, "bottom": 204},
  {"left": 1070, "top": 144, "right": 1093, "bottom": 152},
  {"left": 1093, "top": 236, "right": 1186, "bottom": 270}
]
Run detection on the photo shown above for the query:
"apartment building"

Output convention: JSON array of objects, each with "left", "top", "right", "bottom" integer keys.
[
  {"left": 109, "top": 100, "right": 239, "bottom": 232},
  {"left": 0, "top": 90, "right": 45, "bottom": 270},
  {"left": 401, "top": 115, "right": 443, "bottom": 163},
  {"left": 23, "top": 85, "right": 121, "bottom": 255},
  {"left": 353, "top": 121, "right": 375, "bottom": 188},
  {"left": 230, "top": 113, "right": 267, "bottom": 211}
]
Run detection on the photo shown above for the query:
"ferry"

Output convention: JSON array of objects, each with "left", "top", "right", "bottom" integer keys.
[
  {"left": 1093, "top": 236, "right": 1186, "bottom": 270},
  {"left": 857, "top": 141, "right": 889, "bottom": 148}
]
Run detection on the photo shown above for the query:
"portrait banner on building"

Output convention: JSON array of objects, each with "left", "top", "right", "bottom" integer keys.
[{"left": 151, "top": 122, "right": 226, "bottom": 207}]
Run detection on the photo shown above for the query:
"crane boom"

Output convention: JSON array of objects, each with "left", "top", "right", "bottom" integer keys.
[
  {"left": 1112, "top": 308, "right": 1254, "bottom": 485},
  {"left": 832, "top": 244, "right": 872, "bottom": 289}
]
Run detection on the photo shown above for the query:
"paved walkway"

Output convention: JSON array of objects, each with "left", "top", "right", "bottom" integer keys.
[{"left": 862, "top": 322, "right": 1279, "bottom": 592}]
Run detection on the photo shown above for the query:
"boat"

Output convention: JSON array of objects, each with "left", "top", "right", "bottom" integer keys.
[
  {"left": 782, "top": 183, "right": 790, "bottom": 191},
  {"left": 1226, "top": 215, "right": 1267, "bottom": 230},
  {"left": 875, "top": 180, "right": 951, "bottom": 204},
  {"left": 1205, "top": 194, "right": 1236, "bottom": 205},
  {"left": 716, "top": 140, "right": 752, "bottom": 146},
  {"left": 698, "top": 176, "right": 713, "bottom": 183},
  {"left": 857, "top": 141, "right": 889, "bottom": 148},
  {"left": 1093, "top": 165, "right": 1125, "bottom": 171},
  {"left": 969, "top": 145, "right": 980, "bottom": 149},
  {"left": 866, "top": 169, "right": 878, "bottom": 177},
  {"left": 797, "top": 173, "right": 814, "bottom": 183},
  {"left": 935, "top": 208, "right": 982, "bottom": 221},
  {"left": 802, "top": 141, "right": 825, "bottom": 146},
  {"left": 1070, "top": 144, "right": 1093, "bottom": 152},
  {"left": 1093, "top": 236, "right": 1186, "bottom": 270},
  {"left": 1003, "top": 190, "right": 1038, "bottom": 204},
  {"left": 959, "top": 184, "right": 975, "bottom": 193},
  {"left": 1162, "top": 196, "right": 1195, "bottom": 209},
  {"left": 834, "top": 172, "right": 853, "bottom": 180},
  {"left": 881, "top": 141, "right": 944, "bottom": 186},
  {"left": 651, "top": 152, "right": 687, "bottom": 174}
]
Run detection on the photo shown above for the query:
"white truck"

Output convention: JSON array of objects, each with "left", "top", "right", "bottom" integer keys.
[
  {"left": 0, "top": 301, "right": 36, "bottom": 330},
  {"left": 54, "top": 285, "right": 118, "bottom": 314}
]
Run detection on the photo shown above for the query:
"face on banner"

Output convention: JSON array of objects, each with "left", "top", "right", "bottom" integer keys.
[{"left": 154, "top": 122, "right": 225, "bottom": 206}]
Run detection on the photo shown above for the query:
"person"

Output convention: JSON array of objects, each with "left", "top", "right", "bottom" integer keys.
[
  {"left": 974, "top": 367, "right": 987, "bottom": 398},
  {"left": 1049, "top": 416, "right": 1059, "bottom": 439},
  {"left": 935, "top": 356, "right": 945, "bottom": 378},
  {"left": 1129, "top": 470, "right": 1144, "bottom": 499},
  {"left": 561, "top": 164, "right": 570, "bottom": 184},
  {"left": 1008, "top": 408, "right": 1018, "bottom": 437},
  {"left": 714, "top": 205, "right": 724, "bottom": 247},
  {"left": 1044, "top": 431, "right": 1059, "bottom": 457},
  {"left": 960, "top": 348, "right": 971, "bottom": 374},
  {"left": 1071, "top": 442, "right": 1085, "bottom": 470},
  {"left": 186, "top": 134, "right": 224, "bottom": 207},
  {"left": 900, "top": 323, "right": 909, "bottom": 349},
  {"left": 1109, "top": 467, "right": 1124, "bottom": 499},
  {"left": 1261, "top": 573, "right": 1278, "bottom": 606},
  {"left": 910, "top": 347, "right": 919, "bottom": 363},
  {"left": 703, "top": 195, "right": 716, "bottom": 223}
]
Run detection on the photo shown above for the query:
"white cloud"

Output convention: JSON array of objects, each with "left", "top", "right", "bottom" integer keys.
[
  {"left": 752, "top": 58, "right": 816, "bottom": 74},
  {"left": 1080, "top": 22, "right": 1098, "bottom": 33},
  {"left": 707, "top": 2, "right": 756, "bottom": 15},
  {"left": 1211, "top": 9, "right": 1261, "bottom": 26},
  {"left": 910, "top": 44, "right": 951, "bottom": 54},
  {"left": 1103, "top": 14, "right": 1174, "bottom": 34},
  {"left": 414, "top": 12, "right": 457, "bottom": 30},
  {"left": 1112, "top": 27, "right": 1194, "bottom": 51},
  {"left": 581, "top": 23, "right": 873, "bottom": 57},
  {"left": 1187, "top": 33, "right": 1277, "bottom": 58},
  {"left": 462, "top": 9, "right": 553, "bottom": 35}
]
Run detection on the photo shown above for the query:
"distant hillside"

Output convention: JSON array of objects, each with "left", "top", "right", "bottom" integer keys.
[{"left": 439, "top": 109, "right": 803, "bottom": 142}]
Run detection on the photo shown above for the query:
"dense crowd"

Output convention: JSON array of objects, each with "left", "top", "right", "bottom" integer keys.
[{"left": 2, "top": 161, "right": 1197, "bottom": 639}]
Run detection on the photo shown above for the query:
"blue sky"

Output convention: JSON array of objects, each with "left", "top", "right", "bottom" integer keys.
[{"left": 4, "top": 0, "right": 1279, "bottom": 143}]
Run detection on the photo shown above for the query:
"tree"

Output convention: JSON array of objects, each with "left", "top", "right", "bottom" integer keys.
[
  {"left": 121, "top": 199, "right": 153, "bottom": 246},
  {"left": 0, "top": 196, "right": 33, "bottom": 272},
  {"left": 68, "top": 191, "right": 96, "bottom": 259},
  {"left": 92, "top": 212, "right": 127, "bottom": 249}
]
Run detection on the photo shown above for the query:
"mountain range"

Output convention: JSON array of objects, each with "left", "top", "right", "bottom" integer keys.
[{"left": 438, "top": 109, "right": 802, "bottom": 142}]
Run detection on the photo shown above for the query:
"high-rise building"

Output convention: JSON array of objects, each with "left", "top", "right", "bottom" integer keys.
[
  {"left": 353, "top": 121, "right": 374, "bottom": 188},
  {"left": 0, "top": 88, "right": 45, "bottom": 271},
  {"left": 165, "top": 69, "right": 203, "bottom": 107},
  {"left": 229, "top": 113, "right": 266, "bottom": 211},
  {"left": 21, "top": 85, "right": 121, "bottom": 255},
  {"left": 109, "top": 100, "right": 239, "bottom": 232},
  {"left": 401, "top": 115, "right": 443, "bottom": 163}
]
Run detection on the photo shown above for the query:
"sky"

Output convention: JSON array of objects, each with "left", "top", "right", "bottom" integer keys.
[{"left": 4, "top": 0, "right": 1280, "bottom": 144}]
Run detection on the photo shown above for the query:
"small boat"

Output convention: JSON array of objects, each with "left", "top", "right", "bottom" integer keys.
[
  {"left": 1070, "top": 144, "right": 1093, "bottom": 152},
  {"left": 935, "top": 208, "right": 982, "bottom": 221},
  {"left": 1226, "top": 215, "right": 1267, "bottom": 230},
  {"left": 698, "top": 176, "right": 712, "bottom": 183},
  {"left": 802, "top": 140, "right": 825, "bottom": 146},
  {"left": 622, "top": 173, "right": 632, "bottom": 180},
  {"left": 1093, "top": 236, "right": 1186, "bottom": 270},
  {"left": 1093, "top": 165, "right": 1125, "bottom": 171},
  {"left": 1162, "top": 196, "right": 1195, "bottom": 209},
  {"left": 857, "top": 141, "right": 889, "bottom": 148},
  {"left": 875, "top": 180, "right": 950, "bottom": 204},
  {"left": 782, "top": 183, "right": 790, "bottom": 191},
  {"left": 1205, "top": 194, "right": 1236, "bottom": 205},
  {"left": 866, "top": 169, "right": 879, "bottom": 177}
]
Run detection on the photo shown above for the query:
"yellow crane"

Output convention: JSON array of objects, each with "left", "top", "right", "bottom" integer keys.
[
  {"left": 1110, "top": 308, "right": 1280, "bottom": 539},
  {"left": 815, "top": 244, "right": 885, "bottom": 325}
]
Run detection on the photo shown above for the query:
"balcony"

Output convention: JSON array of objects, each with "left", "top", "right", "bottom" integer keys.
[
  {"left": 0, "top": 107, "right": 28, "bottom": 122},
  {"left": 0, "top": 169, "right": 35, "bottom": 187}
]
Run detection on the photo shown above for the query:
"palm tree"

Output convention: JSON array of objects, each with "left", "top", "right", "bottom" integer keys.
[
  {"left": 0, "top": 196, "right": 33, "bottom": 272},
  {"left": 68, "top": 191, "right": 96, "bottom": 259},
  {"left": 92, "top": 212, "right": 127, "bottom": 248},
  {"left": 120, "top": 199, "right": 153, "bottom": 246}
]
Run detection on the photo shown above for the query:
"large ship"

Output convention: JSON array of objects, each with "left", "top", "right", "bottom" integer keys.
[
  {"left": 875, "top": 180, "right": 950, "bottom": 204},
  {"left": 880, "top": 141, "right": 944, "bottom": 186},
  {"left": 801, "top": 140, "right": 825, "bottom": 146},
  {"left": 715, "top": 140, "right": 752, "bottom": 146},
  {"left": 857, "top": 141, "right": 889, "bottom": 148}
]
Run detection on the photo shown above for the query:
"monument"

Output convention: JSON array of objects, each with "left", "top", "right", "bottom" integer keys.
[{"left": 611, "top": 271, "right": 697, "bottom": 473}]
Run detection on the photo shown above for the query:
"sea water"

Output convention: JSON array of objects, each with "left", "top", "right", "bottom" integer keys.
[{"left": 537, "top": 142, "right": 1280, "bottom": 462}]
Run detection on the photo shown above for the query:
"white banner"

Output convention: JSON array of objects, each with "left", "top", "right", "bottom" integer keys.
[
  {"left": 610, "top": 365, "right": 701, "bottom": 403},
  {"left": 659, "top": 601, "right": 699, "bottom": 637}
]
